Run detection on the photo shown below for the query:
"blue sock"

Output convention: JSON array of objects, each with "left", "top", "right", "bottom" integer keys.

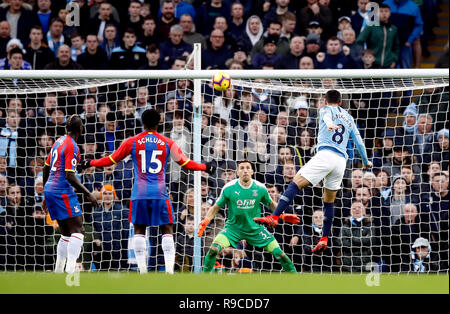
[
  {"left": 273, "top": 182, "right": 299, "bottom": 217},
  {"left": 322, "top": 202, "right": 334, "bottom": 237}
]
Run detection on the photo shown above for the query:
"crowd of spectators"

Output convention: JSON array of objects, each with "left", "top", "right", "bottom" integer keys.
[{"left": 0, "top": 0, "right": 448, "bottom": 273}]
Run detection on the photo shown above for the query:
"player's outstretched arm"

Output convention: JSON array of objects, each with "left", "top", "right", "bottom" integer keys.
[
  {"left": 198, "top": 204, "right": 221, "bottom": 237},
  {"left": 170, "top": 140, "right": 216, "bottom": 175},
  {"left": 349, "top": 120, "right": 372, "bottom": 169},
  {"left": 80, "top": 138, "right": 134, "bottom": 170}
]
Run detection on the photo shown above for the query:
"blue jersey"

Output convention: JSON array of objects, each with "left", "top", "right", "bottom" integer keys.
[{"left": 317, "top": 105, "right": 369, "bottom": 165}]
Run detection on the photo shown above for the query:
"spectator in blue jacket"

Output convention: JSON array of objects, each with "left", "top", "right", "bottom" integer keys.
[
  {"left": 229, "top": 2, "right": 245, "bottom": 42},
  {"left": 159, "top": 24, "right": 193, "bottom": 69},
  {"left": 351, "top": 0, "right": 370, "bottom": 37},
  {"left": 383, "top": 0, "right": 423, "bottom": 68},
  {"left": 93, "top": 184, "right": 130, "bottom": 270}
]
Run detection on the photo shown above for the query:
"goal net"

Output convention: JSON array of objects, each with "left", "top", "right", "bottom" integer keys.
[{"left": 0, "top": 68, "right": 448, "bottom": 274}]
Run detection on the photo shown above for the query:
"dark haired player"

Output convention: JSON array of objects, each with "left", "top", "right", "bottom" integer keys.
[
  {"left": 198, "top": 160, "right": 298, "bottom": 273},
  {"left": 254, "top": 90, "right": 372, "bottom": 253},
  {"left": 42, "top": 115, "right": 99, "bottom": 274},
  {"left": 79, "top": 109, "right": 215, "bottom": 274}
]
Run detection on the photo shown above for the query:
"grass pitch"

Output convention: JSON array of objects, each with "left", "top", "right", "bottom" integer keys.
[{"left": 0, "top": 272, "right": 448, "bottom": 294}]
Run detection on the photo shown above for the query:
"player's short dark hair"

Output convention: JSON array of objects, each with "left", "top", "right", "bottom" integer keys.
[
  {"left": 325, "top": 90, "right": 341, "bottom": 104},
  {"left": 237, "top": 159, "right": 253, "bottom": 169},
  {"left": 123, "top": 28, "right": 136, "bottom": 36},
  {"left": 141, "top": 109, "right": 160, "bottom": 130},
  {"left": 66, "top": 114, "right": 83, "bottom": 134},
  {"left": 8, "top": 47, "right": 23, "bottom": 57}
]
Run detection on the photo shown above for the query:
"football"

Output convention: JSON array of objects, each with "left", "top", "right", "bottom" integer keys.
[{"left": 212, "top": 71, "right": 232, "bottom": 91}]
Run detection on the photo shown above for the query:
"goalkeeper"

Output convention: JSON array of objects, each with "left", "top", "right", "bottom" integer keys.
[{"left": 198, "top": 160, "right": 299, "bottom": 273}]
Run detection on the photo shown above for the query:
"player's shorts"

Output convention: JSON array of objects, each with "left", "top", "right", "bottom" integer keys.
[
  {"left": 44, "top": 191, "right": 82, "bottom": 221},
  {"left": 129, "top": 199, "right": 175, "bottom": 226},
  {"left": 297, "top": 148, "right": 346, "bottom": 190},
  {"left": 218, "top": 225, "right": 275, "bottom": 248}
]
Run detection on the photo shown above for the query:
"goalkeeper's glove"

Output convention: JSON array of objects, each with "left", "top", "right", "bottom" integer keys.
[
  {"left": 78, "top": 159, "right": 92, "bottom": 171},
  {"left": 280, "top": 213, "right": 301, "bottom": 225},
  {"left": 197, "top": 217, "right": 211, "bottom": 237},
  {"left": 204, "top": 161, "right": 217, "bottom": 176},
  {"left": 253, "top": 215, "right": 279, "bottom": 228}
]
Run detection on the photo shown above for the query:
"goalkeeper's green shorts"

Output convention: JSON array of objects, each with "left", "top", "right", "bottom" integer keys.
[{"left": 217, "top": 226, "right": 275, "bottom": 248}]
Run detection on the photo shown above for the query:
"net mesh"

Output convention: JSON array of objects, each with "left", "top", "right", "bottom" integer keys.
[{"left": 0, "top": 74, "right": 448, "bottom": 273}]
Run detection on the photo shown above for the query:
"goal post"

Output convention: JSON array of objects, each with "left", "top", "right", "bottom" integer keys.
[{"left": 0, "top": 68, "right": 448, "bottom": 273}]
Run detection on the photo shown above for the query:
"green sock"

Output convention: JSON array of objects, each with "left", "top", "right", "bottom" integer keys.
[
  {"left": 203, "top": 243, "right": 221, "bottom": 273},
  {"left": 273, "top": 247, "right": 297, "bottom": 273}
]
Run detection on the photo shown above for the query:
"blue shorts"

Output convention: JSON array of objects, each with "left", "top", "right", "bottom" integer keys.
[
  {"left": 44, "top": 191, "right": 82, "bottom": 221},
  {"left": 129, "top": 199, "right": 175, "bottom": 226}
]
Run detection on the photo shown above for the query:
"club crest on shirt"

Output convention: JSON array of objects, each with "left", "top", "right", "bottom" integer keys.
[{"left": 252, "top": 190, "right": 258, "bottom": 197}]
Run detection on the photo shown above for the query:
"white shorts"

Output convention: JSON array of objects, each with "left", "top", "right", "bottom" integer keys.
[{"left": 297, "top": 149, "right": 347, "bottom": 190}]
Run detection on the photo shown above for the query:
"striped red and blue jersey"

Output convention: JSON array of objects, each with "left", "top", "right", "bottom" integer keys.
[
  {"left": 44, "top": 135, "right": 81, "bottom": 194},
  {"left": 91, "top": 131, "right": 200, "bottom": 201}
]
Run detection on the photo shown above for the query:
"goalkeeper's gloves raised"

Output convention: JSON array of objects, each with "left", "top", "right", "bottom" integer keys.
[
  {"left": 197, "top": 217, "right": 211, "bottom": 237},
  {"left": 78, "top": 159, "right": 92, "bottom": 171},
  {"left": 204, "top": 161, "right": 217, "bottom": 176}
]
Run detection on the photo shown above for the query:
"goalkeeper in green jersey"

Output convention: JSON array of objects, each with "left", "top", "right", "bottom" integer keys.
[{"left": 197, "top": 160, "right": 299, "bottom": 273}]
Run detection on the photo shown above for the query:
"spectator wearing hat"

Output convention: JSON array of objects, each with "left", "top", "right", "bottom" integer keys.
[
  {"left": 159, "top": 24, "right": 192, "bottom": 69},
  {"left": 0, "top": 0, "right": 41, "bottom": 46},
  {"left": 251, "top": 34, "right": 281, "bottom": 69},
  {"left": 24, "top": 25, "right": 54, "bottom": 69},
  {"left": 355, "top": 4, "right": 399, "bottom": 69},
  {"left": 238, "top": 15, "right": 263, "bottom": 55},
  {"left": 316, "top": 36, "right": 355, "bottom": 69},
  {"left": 202, "top": 29, "right": 233, "bottom": 69},
  {"left": 395, "top": 103, "right": 418, "bottom": 148},
  {"left": 432, "top": 129, "right": 449, "bottom": 169},
  {"left": 0, "top": 21, "right": 11, "bottom": 58},
  {"left": 373, "top": 128, "right": 396, "bottom": 169},
  {"left": 277, "top": 35, "right": 305, "bottom": 69},
  {"left": 179, "top": 14, "right": 206, "bottom": 48},
  {"left": 298, "top": 0, "right": 333, "bottom": 39},
  {"left": 403, "top": 237, "right": 439, "bottom": 272},
  {"left": 306, "top": 20, "right": 323, "bottom": 39},
  {"left": 304, "top": 33, "right": 322, "bottom": 62},
  {"left": 286, "top": 97, "right": 316, "bottom": 145},
  {"left": 382, "top": 0, "right": 423, "bottom": 69},
  {"left": 92, "top": 184, "right": 130, "bottom": 270},
  {"left": 351, "top": 0, "right": 370, "bottom": 37},
  {"left": 250, "top": 20, "right": 290, "bottom": 58},
  {"left": 336, "top": 16, "right": 352, "bottom": 41}
]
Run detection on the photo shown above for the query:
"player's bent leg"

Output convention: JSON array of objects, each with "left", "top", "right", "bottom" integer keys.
[
  {"left": 313, "top": 188, "right": 339, "bottom": 254},
  {"left": 254, "top": 174, "right": 311, "bottom": 228},
  {"left": 264, "top": 240, "right": 297, "bottom": 273},
  {"left": 161, "top": 224, "right": 175, "bottom": 275},
  {"left": 203, "top": 233, "right": 231, "bottom": 273}
]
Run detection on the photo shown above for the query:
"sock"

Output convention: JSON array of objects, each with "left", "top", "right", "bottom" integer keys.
[
  {"left": 162, "top": 234, "right": 175, "bottom": 274},
  {"left": 273, "top": 182, "right": 299, "bottom": 217},
  {"left": 54, "top": 235, "right": 70, "bottom": 273},
  {"left": 273, "top": 247, "right": 297, "bottom": 273},
  {"left": 65, "top": 233, "right": 84, "bottom": 274},
  {"left": 203, "top": 243, "right": 221, "bottom": 273},
  {"left": 322, "top": 202, "right": 334, "bottom": 238},
  {"left": 133, "top": 234, "right": 147, "bottom": 274}
]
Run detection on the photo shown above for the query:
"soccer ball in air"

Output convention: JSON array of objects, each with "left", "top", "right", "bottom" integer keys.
[{"left": 212, "top": 71, "right": 232, "bottom": 91}]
